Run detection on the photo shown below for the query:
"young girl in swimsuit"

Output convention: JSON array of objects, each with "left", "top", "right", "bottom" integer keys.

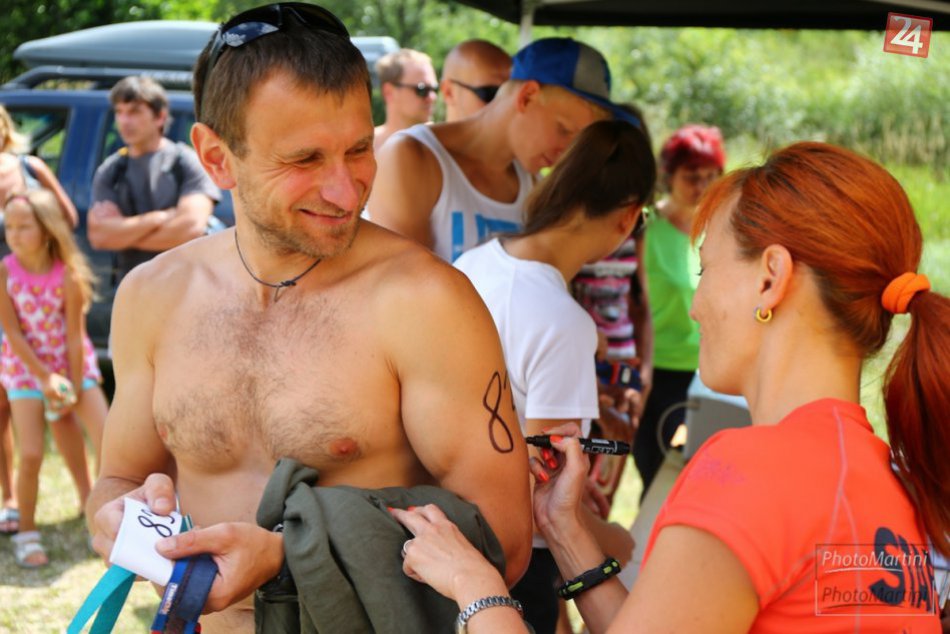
[{"left": 1, "top": 189, "right": 107, "bottom": 567}]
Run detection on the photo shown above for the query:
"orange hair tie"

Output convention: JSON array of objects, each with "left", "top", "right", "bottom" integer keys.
[{"left": 881, "top": 272, "right": 930, "bottom": 314}]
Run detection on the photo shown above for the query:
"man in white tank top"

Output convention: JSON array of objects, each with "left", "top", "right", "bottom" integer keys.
[{"left": 368, "top": 38, "right": 640, "bottom": 263}]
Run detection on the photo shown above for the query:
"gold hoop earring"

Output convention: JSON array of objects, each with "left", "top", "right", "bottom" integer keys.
[{"left": 754, "top": 307, "right": 773, "bottom": 324}]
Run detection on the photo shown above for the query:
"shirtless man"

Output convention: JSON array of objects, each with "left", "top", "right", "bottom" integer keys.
[
  {"left": 440, "top": 39, "right": 512, "bottom": 122},
  {"left": 368, "top": 37, "right": 639, "bottom": 263},
  {"left": 86, "top": 5, "right": 531, "bottom": 632}
]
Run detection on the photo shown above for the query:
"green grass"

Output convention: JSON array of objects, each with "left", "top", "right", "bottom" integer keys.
[
  {"left": 0, "top": 443, "right": 157, "bottom": 633},
  {"left": 889, "top": 164, "right": 950, "bottom": 241}
]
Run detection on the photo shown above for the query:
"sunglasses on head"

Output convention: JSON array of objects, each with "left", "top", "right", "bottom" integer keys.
[
  {"left": 200, "top": 2, "right": 350, "bottom": 119},
  {"left": 392, "top": 82, "right": 439, "bottom": 98},
  {"left": 449, "top": 79, "right": 500, "bottom": 104}
]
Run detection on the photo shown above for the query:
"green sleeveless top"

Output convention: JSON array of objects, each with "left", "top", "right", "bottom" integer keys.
[{"left": 643, "top": 211, "right": 700, "bottom": 371}]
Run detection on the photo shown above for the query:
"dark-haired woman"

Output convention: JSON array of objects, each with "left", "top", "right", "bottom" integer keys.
[
  {"left": 391, "top": 141, "right": 945, "bottom": 633},
  {"left": 452, "top": 118, "right": 657, "bottom": 634}
]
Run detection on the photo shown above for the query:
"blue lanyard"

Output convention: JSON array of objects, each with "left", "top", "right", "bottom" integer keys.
[
  {"left": 69, "top": 513, "right": 213, "bottom": 634},
  {"left": 149, "top": 553, "right": 219, "bottom": 634},
  {"left": 67, "top": 564, "right": 136, "bottom": 634}
]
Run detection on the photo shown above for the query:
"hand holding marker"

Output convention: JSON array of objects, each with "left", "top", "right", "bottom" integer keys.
[{"left": 525, "top": 435, "right": 631, "bottom": 456}]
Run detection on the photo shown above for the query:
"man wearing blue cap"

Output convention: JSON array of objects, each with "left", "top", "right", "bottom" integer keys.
[{"left": 368, "top": 37, "right": 637, "bottom": 263}]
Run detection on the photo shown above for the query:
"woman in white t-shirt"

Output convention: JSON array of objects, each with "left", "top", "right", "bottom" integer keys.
[{"left": 453, "top": 118, "right": 657, "bottom": 634}]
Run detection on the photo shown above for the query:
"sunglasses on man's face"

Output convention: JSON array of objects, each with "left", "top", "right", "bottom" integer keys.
[
  {"left": 449, "top": 79, "right": 500, "bottom": 104},
  {"left": 200, "top": 2, "right": 350, "bottom": 119},
  {"left": 392, "top": 82, "right": 439, "bottom": 98}
]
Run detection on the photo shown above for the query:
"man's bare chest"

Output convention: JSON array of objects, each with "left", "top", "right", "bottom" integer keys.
[{"left": 151, "top": 294, "right": 396, "bottom": 471}]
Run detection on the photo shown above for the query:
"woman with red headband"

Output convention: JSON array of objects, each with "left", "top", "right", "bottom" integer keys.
[
  {"left": 389, "top": 142, "right": 946, "bottom": 633},
  {"left": 632, "top": 124, "right": 726, "bottom": 497}
]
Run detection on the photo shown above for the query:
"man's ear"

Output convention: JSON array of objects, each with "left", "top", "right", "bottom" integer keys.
[
  {"left": 514, "top": 80, "right": 541, "bottom": 114},
  {"left": 439, "top": 78, "right": 455, "bottom": 106},
  {"left": 756, "top": 244, "right": 794, "bottom": 313},
  {"left": 191, "top": 123, "right": 236, "bottom": 190},
  {"left": 157, "top": 108, "right": 170, "bottom": 135},
  {"left": 381, "top": 82, "right": 395, "bottom": 105}
]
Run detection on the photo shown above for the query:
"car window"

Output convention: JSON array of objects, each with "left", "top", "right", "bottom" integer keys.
[{"left": 8, "top": 108, "right": 69, "bottom": 173}]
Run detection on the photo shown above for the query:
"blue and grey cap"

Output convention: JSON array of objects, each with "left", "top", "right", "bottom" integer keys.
[{"left": 510, "top": 37, "right": 639, "bottom": 127}]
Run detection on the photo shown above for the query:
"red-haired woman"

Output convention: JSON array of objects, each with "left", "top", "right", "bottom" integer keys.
[
  {"left": 633, "top": 124, "right": 726, "bottom": 497},
  {"left": 389, "top": 142, "right": 946, "bottom": 633}
]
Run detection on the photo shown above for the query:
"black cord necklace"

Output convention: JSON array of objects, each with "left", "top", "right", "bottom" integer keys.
[{"left": 234, "top": 232, "right": 321, "bottom": 303}]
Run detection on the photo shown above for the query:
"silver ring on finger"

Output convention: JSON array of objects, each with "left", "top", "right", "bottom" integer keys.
[{"left": 401, "top": 539, "right": 413, "bottom": 559}]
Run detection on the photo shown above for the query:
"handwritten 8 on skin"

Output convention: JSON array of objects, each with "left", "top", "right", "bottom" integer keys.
[{"left": 483, "top": 370, "right": 515, "bottom": 453}]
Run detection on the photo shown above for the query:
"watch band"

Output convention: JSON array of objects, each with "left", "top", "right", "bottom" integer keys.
[
  {"left": 455, "top": 595, "right": 523, "bottom": 633},
  {"left": 557, "top": 557, "right": 621, "bottom": 601}
]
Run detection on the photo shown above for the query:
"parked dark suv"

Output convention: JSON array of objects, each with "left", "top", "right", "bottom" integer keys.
[{"left": 1, "top": 20, "right": 398, "bottom": 390}]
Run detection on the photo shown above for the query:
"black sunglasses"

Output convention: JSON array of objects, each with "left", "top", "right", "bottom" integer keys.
[
  {"left": 200, "top": 3, "right": 350, "bottom": 119},
  {"left": 449, "top": 79, "right": 500, "bottom": 104},
  {"left": 391, "top": 81, "right": 439, "bottom": 98}
]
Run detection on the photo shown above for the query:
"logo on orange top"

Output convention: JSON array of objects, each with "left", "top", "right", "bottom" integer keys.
[{"left": 815, "top": 528, "right": 938, "bottom": 616}]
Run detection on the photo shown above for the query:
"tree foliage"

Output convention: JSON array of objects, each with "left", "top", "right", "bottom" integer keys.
[
  {"left": 4, "top": 0, "right": 947, "bottom": 170},
  {"left": 1, "top": 0, "right": 211, "bottom": 82},
  {"left": 205, "top": 0, "right": 525, "bottom": 68}
]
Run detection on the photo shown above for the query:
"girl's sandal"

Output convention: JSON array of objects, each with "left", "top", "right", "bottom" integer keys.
[
  {"left": 12, "top": 531, "right": 48, "bottom": 568},
  {"left": 0, "top": 507, "right": 19, "bottom": 534}
]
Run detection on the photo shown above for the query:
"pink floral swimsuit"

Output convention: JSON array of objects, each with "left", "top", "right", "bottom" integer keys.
[{"left": 0, "top": 254, "right": 100, "bottom": 397}]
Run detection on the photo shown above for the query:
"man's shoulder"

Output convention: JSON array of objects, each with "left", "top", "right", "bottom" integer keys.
[
  {"left": 93, "top": 149, "right": 126, "bottom": 181},
  {"left": 352, "top": 224, "right": 497, "bottom": 353},
  {"left": 167, "top": 142, "right": 212, "bottom": 180},
  {"left": 156, "top": 139, "right": 194, "bottom": 169},
  {"left": 379, "top": 126, "right": 439, "bottom": 166},
  {"left": 355, "top": 222, "right": 473, "bottom": 299},
  {"left": 119, "top": 231, "right": 222, "bottom": 299},
  {"left": 163, "top": 139, "right": 198, "bottom": 161},
  {"left": 370, "top": 130, "right": 443, "bottom": 214},
  {"left": 357, "top": 221, "right": 452, "bottom": 275}
]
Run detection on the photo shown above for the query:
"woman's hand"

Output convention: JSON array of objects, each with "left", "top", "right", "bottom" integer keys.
[
  {"left": 530, "top": 423, "right": 590, "bottom": 543},
  {"left": 389, "top": 504, "right": 508, "bottom": 605}
]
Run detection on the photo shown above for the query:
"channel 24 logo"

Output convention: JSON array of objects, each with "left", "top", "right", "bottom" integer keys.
[{"left": 883, "top": 13, "right": 932, "bottom": 58}]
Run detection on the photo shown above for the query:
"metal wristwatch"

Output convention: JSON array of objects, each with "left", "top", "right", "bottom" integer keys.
[{"left": 455, "top": 595, "right": 523, "bottom": 633}]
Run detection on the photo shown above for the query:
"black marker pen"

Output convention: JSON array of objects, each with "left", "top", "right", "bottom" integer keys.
[{"left": 525, "top": 435, "right": 631, "bottom": 456}]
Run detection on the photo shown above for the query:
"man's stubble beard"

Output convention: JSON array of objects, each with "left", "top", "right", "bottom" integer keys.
[{"left": 237, "top": 185, "right": 362, "bottom": 261}]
